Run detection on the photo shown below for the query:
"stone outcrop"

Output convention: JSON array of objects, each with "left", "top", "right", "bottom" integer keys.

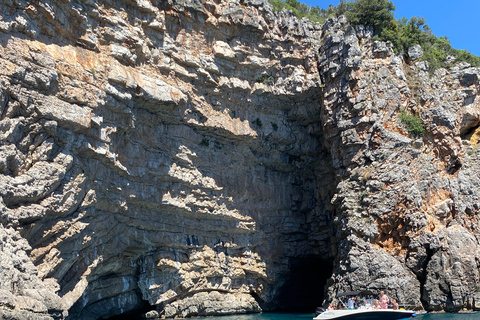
[
  {"left": 0, "top": 0, "right": 333, "bottom": 319},
  {"left": 0, "top": 0, "right": 479, "bottom": 319},
  {"left": 0, "top": 226, "right": 64, "bottom": 320},
  {"left": 317, "top": 17, "right": 480, "bottom": 312}
]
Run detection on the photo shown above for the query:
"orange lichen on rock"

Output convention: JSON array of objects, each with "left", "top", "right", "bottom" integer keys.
[
  {"left": 374, "top": 208, "right": 411, "bottom": 256},
  {"left": 423, "top": 189, "right": 453, "bottom": 207}
]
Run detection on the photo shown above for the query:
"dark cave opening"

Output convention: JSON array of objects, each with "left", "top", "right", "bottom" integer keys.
[
  {"left": 102, "top": 299, "right": 154, "bottom": 320},
  {"left": 275, "top": 256, "right": 333, "bottom": 313}
]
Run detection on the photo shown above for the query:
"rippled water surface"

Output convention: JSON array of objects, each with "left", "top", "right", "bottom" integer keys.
[{"left": 415, "top": 313, "right": 479, "bottom": 320}]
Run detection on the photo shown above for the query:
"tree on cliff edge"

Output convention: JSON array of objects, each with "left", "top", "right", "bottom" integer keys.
[
  {"left": 343, "top": 0, "right": 396, "bottom": 37},
  {"left": 340, "top": 0, "right": 480, "bottom": 68}
]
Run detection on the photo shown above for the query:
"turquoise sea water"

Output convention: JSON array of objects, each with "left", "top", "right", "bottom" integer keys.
[
  {"left": 415, "top": 313, "right": 479, "bottom": 320},
  {"left": 188, "top": 312, "right": 479, "bottom": 320}
]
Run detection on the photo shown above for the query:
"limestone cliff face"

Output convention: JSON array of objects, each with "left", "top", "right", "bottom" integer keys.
[
  {"left": 317, "top": 18, "right": 480, "bottom": 312},
  {"left": 0, "top": 0, "right": 479, "bottom": 319},
  {"left": 0, "top": 1, "right": 333, "bottom": 319}
]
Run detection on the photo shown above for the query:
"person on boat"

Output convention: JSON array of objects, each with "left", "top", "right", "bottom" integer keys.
[
  {"left": 379, "top": 291, "right": 389, "bottom": 309},
  {"left": 336, "top": 302, "right": 343, "bottom": 310},
  {"left": 365, "top": 299, "right": 371, "bottom": 308},
  {"left": 391, "top": 299, "right": 399, "bottom": 310},
  {"left": 327, "top": 303, "right": 335, "bottom": 311},
  {"left": 348, "top": 296, "right": 356, "bottom": 310},
  {"left": 373, "top": 299, "right": 381, "bottom": 309}
]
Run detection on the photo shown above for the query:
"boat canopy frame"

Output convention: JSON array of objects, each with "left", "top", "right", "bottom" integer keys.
[{"left": 336, "top": 290, "right": 374, "bottom": 298}]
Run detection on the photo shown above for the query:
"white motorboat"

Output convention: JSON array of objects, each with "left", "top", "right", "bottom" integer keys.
[
  {"left": 314, "top": 290, "right": 417, "bottom": 320},
  {"left": 313, "top": 308, "right": 417, "bottom": 320}
]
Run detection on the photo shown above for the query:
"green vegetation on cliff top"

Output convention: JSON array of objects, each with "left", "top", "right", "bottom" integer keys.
[{"left": 269, "top": 0, "right": 480, "bottom": 70}]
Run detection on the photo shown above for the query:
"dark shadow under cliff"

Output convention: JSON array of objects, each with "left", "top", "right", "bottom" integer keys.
[
  {"left": 103, "top": 300, "right": 153, "bottom": 320},
  {"left": 275, "top": 256, "right": 333, "bottom": 312}
]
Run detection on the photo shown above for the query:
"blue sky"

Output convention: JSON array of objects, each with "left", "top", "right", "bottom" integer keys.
[{"left": 300, "top": 0, "right": 480, "bottom": 56}]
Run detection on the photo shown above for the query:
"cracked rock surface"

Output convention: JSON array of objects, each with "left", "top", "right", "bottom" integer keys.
[{"left": 0, "top": 0, "right": 479, "bottom": 319}]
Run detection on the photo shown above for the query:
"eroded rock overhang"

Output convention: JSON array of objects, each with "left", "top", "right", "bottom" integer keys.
[
  {"left": 1, "top": 0, "right": 480, "bottom": 319},
  {"left": 0, "top": 0, "right": 335, "bottom": 319}
]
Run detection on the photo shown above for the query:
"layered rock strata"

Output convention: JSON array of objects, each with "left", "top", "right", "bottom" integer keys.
[
  {"left": 0, "top": 0, "right": 333, "bottom": 319},
  {"left": 0, "top": 0, "right": 479, "bottom": 319}
]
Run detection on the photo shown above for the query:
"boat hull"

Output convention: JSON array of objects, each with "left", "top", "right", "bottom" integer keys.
[{"left": 313, "top": 309, "right": 416, "bottom": 320}]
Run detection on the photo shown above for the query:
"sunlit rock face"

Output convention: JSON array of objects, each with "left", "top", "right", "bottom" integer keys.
[
  {"left": 1, "top": 0, "right": 480, "bottom": 319},
  {"left": 317, "top": 17, "right": 480, "bottom": 312},
  {"left": 0, "top": 0, "right": 334, "bottom": 319}
]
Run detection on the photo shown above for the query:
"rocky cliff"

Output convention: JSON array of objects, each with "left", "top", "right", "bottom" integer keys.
[{"left": 0, "top": 0, "right": 479, "bottom": 319}]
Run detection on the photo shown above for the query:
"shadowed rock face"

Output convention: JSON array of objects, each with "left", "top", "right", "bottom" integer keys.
[
  {"left": 0, "top": 0, "right": 334, "bottom": 319},
  {"left": 0, "top": 0, "right": 479, "bottom": 319}
]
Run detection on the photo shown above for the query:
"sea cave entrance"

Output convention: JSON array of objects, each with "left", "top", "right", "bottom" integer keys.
[
  {"left": 276, "top": 256, "right": 333, "bottom": 312},
  {"left": 102, "top": 299, "right": 153, "bottom": 320}
]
